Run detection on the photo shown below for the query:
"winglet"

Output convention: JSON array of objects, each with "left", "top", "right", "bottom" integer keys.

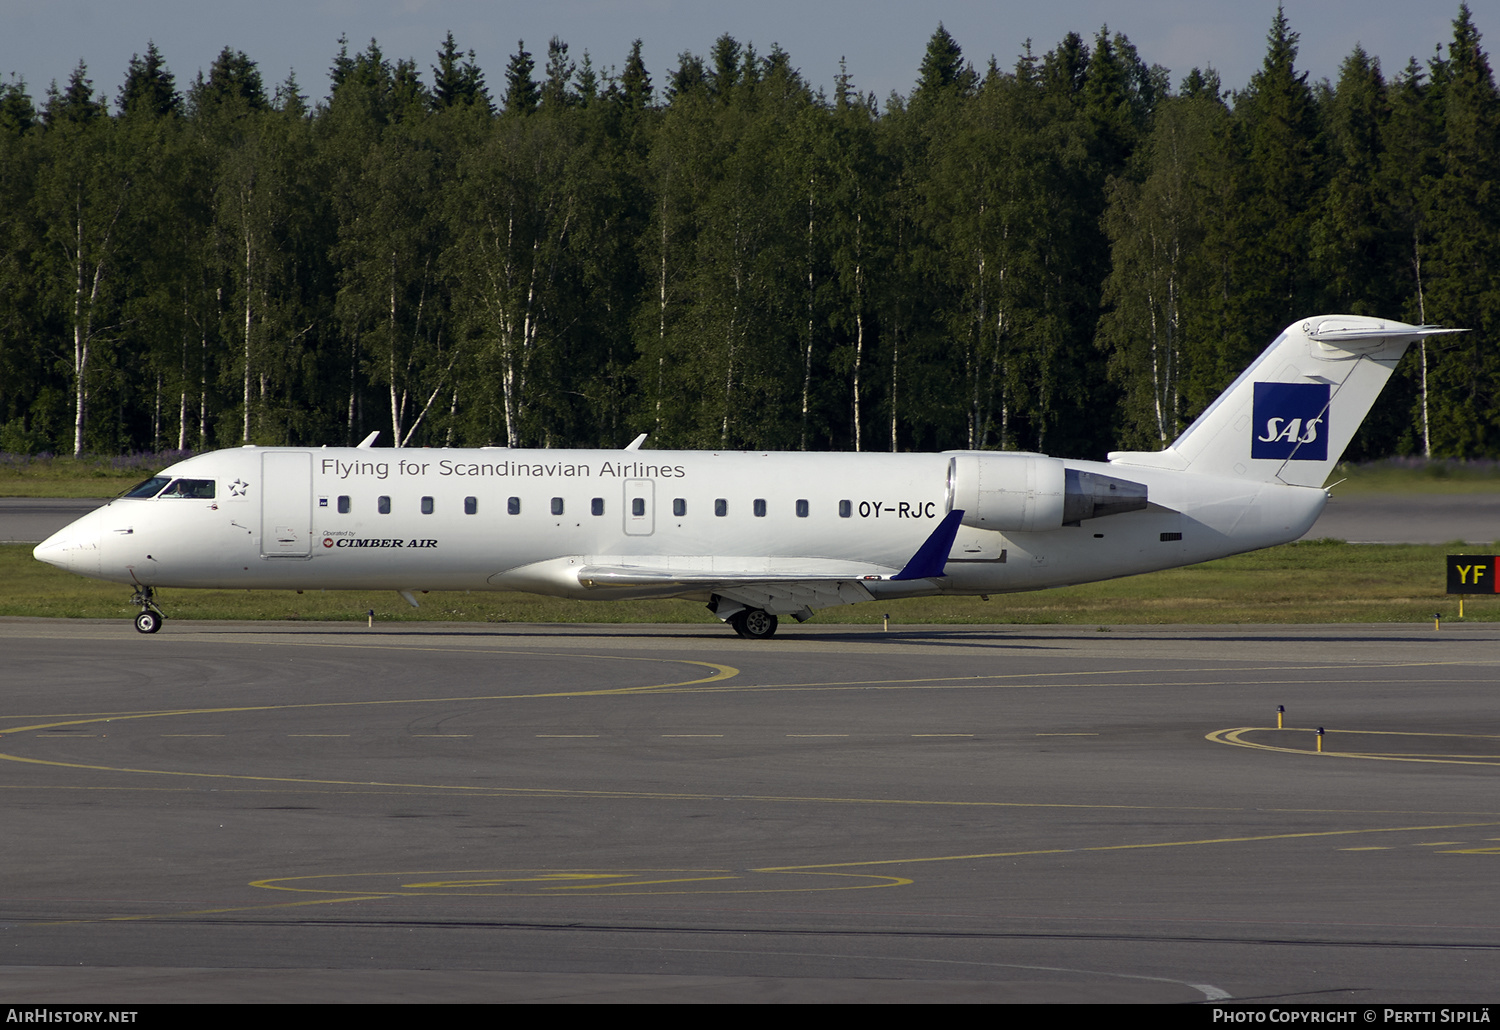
[{"left": 892, "top": 509, "right": 964, "bottom": 581}]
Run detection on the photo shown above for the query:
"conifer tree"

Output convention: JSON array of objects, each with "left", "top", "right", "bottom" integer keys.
[
  {"left": 913, "top": 23, "right": 973, "bottom": 105},
  {"left": 1232, "top": 7, "right": 1321, "bottom": 341},
  {"left": 1424, "top": 3, "right": 1500, "bottom": 455},
  {"left": 620, "top": 40, "right": 652, "bottom": 111},
  {"left": 44, "top": 62, "right": 105, "bottom": 126},
  {"left": 118, "top": 43, "right": 178, "bottom": 118},
  {"left": 0, "top": 76, "right": 36, "bottom": 135},
  {"left": 541, "top": 37, "right": 575, "bottom": 111},
  {"left": 431, "top": 32, "right": 490, "bottom": 113},
  {"left": 503, "top": 41, "right": 539, "bottom": 116}
]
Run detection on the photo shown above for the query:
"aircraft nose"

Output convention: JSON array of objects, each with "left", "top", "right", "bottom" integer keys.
[
  {"left": 33, "top": 529, "right": 72, "bottom": 571},
  {"left": 33, "top": 523, "right": 98, "bottom": 573}
]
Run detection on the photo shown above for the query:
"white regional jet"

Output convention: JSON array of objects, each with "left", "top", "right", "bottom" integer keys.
[{"left": 34, "top": 316, "right": 1456, "bottom": 637}]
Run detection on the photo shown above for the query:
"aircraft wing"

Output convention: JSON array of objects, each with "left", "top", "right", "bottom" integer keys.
[
  {"left": 577, "top": 510, "right": 964, "bottom": 589},
  {"left": 573, "top": 511, "right": 966, "bottom": 617}
]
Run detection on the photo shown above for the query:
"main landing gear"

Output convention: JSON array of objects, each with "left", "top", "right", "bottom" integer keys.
[
  {"left": 708, "top": 595, "right": 780, "bottom": 640},
  {"left": 729, "top": 608, "right": 778, "bottom": 640},
  {"left": 131, "top": 586, "right": 165, "bottom": 634}
]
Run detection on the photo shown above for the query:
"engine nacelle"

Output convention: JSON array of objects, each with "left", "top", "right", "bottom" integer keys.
[{"left": 947, "top": 453, "right": 1147, "bottom": 531}]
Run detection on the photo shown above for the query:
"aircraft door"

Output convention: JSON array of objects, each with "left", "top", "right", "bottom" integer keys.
[
  {"left": 260, "top": 451, "right": 312, "bottom": 558},
  {"left": 623, "top": 479, "right": 655, "bottom": 536}
]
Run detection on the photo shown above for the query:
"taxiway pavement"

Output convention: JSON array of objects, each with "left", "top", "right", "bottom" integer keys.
[{"left": 2, "top": 619, "right": 1498, "bottom": 1003}]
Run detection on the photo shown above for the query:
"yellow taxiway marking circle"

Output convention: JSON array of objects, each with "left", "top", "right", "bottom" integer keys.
[
  {"left": 251, "top": 868, "right": 911, "bottom": 897},
  {"left": 1206, "top": 727, "right": 1500, "bottom": 767}
]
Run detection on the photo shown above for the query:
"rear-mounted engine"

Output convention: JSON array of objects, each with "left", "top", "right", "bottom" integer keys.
[{"left": 947, "top": 453, "right": 1147, "bottom": 531}]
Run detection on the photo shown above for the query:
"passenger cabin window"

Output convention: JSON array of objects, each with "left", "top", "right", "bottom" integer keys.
[
  {"left": 796, "top": 499, "right": 809, "bottom": 517},
  {"left": 551, "top": 497, "right": 564, "bottom": 516},
  {"left": 673, "top": 498, "right": 686, "bottom": 517},
  {"left": 377, "top": 496, "right": 391, "bottom": 514},
  {"left": 338, "top": 496, "right": 351, "bottom": 514},
  {"left": 124, "top": 476, "right": 171, "bottom": 498},
  {"left": 839, "top": 500, "right": 852, "bottom": 518},
  {"left": 632, "top": 498, "right": 646, "bottom": 517},
  {"left": 591, "top": 497, "right": 605, "bottom": 516},
  {"left": 160, "top": 478, "right": 215, "bottom": 499},
  {"left": 464, "top": 496, "right": 477, "bottom": 515},
  {"left": 421, "top": 496, "right": 434, "bottom": 515},
  {"left": 753, "top": 499, "right": 767, "bottom": 517},
  {"left": 714, "top": 499, "right": 727, "bottom": 517},
  {"left": 508, "top": 496, "right": 521, "bottom": 515}
]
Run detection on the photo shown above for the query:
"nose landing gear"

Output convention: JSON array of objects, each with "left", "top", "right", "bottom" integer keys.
[{"left": 131, "top": 587, "right": 165, "bottom": 634}]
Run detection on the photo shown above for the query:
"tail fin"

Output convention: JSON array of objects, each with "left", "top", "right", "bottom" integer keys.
[{"left": 1107, "top": 315, "right": 1462, "bottom": 487}]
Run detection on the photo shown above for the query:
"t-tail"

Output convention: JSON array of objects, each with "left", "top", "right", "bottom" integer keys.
[{"left": 1107, "top": 316, "right": 1462, "bottom": 487}]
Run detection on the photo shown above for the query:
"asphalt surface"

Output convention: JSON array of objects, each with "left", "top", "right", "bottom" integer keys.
[
  {"left": 1311, "top": 491, "right": 1500, "bottom": 544},
  {"left": 3, "top": 492, "right": 1494, "bottom": 546},
  {"left": 0, "top": 497, "right": 105, "bottom": 544},
  {"left": 2, "top": 619, "right": 1499, "bottom": 1003}
]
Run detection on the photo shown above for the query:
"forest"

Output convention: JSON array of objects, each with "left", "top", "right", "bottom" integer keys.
[{"left": 0, "top": 6, "right": 1497, "bottom": 462}]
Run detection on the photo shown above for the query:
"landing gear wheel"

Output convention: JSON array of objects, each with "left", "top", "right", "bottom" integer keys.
[
  {"left": 130, "top": 586, "right": 164, "bottom": 633},
  {"left": 731, "top": 608, "right": 778, "bottom": 640}
]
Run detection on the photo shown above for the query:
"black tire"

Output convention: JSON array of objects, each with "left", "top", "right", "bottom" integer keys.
[
  {"left": 737, "top": 609, "right": 778, "bottom": 639},
  {"left": 134, "top": 610, "right": 163, "bottom": 634}
]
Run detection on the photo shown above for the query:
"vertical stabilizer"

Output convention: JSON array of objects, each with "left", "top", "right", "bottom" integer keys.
[{"left": 1108, "top": 316, "right": 1462, "bottom": 487}]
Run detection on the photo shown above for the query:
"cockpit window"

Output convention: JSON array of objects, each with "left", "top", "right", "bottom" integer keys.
[
  {"left": 123, "top": 476, "right": 171, "bottom": 498},
  {"left": 158, "top": 478, "right": 215, "bottom": 499}
]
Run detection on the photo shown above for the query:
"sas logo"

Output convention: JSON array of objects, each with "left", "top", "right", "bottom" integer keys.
[{"left": 1251, "top": 382, "right": 1329, "bottom": 461}]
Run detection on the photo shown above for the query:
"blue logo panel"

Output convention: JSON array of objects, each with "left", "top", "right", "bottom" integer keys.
[{"left": 1251, "top": 382, "right": 1329, "bottom": 461}]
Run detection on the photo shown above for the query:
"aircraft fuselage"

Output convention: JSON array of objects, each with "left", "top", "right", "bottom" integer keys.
[{"left": 35, "top": 445, "right": 1325, "bottom": 601}]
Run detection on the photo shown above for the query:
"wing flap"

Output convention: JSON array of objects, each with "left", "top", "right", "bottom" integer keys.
[{"left": 713, "top": 581, "right": 876, "bottom": 616}]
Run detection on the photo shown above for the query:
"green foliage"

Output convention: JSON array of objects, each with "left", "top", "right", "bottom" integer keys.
[{"left": 0, "top": 13, "right": 1497, "bottom": 463}]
